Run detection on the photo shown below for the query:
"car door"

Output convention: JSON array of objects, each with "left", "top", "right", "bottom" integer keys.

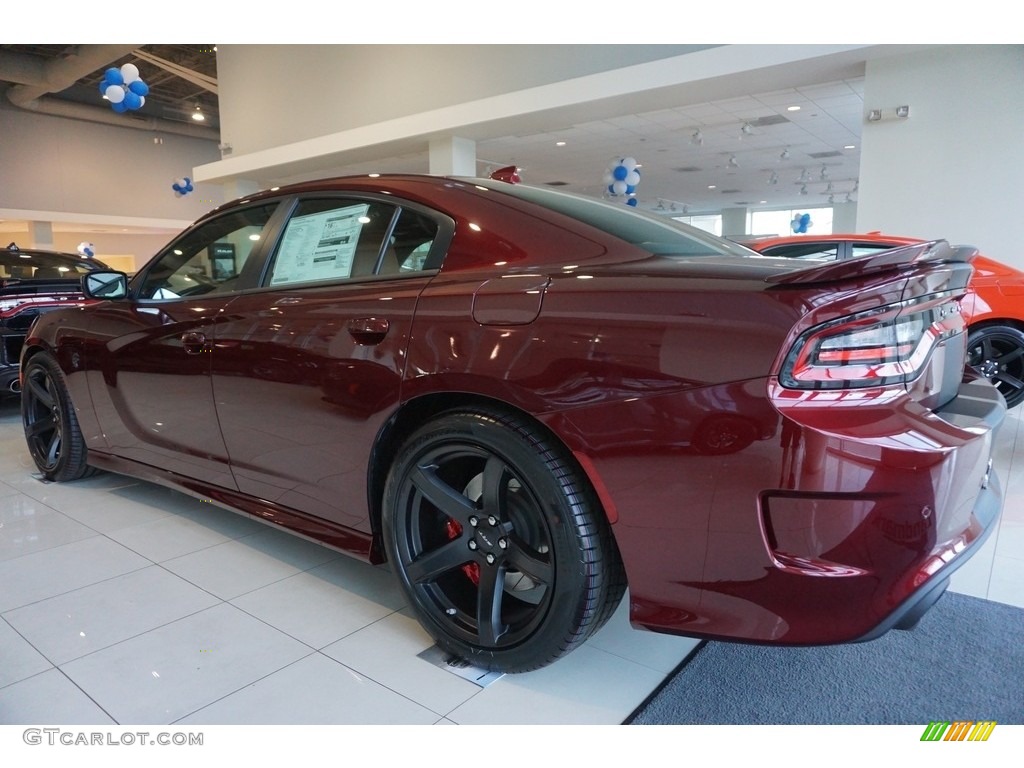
[
  {"left": 85, "top": 201, "right": 285, "bottom": 488},
  {"left": 209, "top": 196, "right": 452, "bottom": 532}
]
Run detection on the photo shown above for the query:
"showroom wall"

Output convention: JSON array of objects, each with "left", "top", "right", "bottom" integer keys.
[
  {"left": 857, "top": 45, "right": 1024, "bottom": 268},
  {"left": 0, "top": 103, "right": 223, "bottom": 267}
]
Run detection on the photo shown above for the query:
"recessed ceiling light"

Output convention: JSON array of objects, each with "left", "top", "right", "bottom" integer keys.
[
  {"left": 844, "top": 144, "right": 856, "bottom": 150},
  {"left": 707, "top": 185, "right": 716, "bottom": 189},
  {"left": 555, "top": 141, "right": 566, "bottom": 147},
  {"left": 787, "top": 105, "right": 801, "bottom": 112}
]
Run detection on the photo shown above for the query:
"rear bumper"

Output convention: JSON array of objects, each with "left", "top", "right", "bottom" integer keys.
[{"left": 554, "top": 373, "right": 1006, "bottom": 645}]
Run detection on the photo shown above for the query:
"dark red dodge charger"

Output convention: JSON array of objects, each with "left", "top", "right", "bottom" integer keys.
[{"left": 21, "top": 175, "right": 1004, "bottom": 672}]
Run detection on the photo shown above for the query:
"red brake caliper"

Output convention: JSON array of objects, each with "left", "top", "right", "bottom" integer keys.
[{"left": 445, "top": 519, "right": 480, "bottom": 585}]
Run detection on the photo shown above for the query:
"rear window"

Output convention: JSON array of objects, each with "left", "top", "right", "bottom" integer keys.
[
  {"left": 0, "top": 247, "right": 100, "bottom": 279},
  {"left": 467, "top": 180, "right": 756, "bottom": 259}
]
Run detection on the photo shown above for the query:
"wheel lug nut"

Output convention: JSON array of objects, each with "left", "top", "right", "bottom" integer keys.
[
  {"left": 487, "top": 515, "right": 497, "bottom": 526},
  {"left": 468, "top": 540, "right": 477, "bottom": 550},
  {"left": 498, "top": 538, "right": 508, "bottom": 549},
  {"left": 469, "top": 516, "right": 478, "bottom": 527},
  {"left": 486, "top": 553, "right": 496, "bottom": 564}
]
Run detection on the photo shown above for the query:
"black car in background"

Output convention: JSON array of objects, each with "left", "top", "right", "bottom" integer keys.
[{"left": 1, "top": 243, "right": 109, "bottom": 394}]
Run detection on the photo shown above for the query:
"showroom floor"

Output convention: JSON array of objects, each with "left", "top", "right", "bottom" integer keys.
[{"left": 0, "top": 397, "right": 1021, "bottom": 725}]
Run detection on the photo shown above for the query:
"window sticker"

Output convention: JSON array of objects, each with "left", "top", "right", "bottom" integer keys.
[{"left": 271, "top": 204, "right": 370, "bottom": 285}]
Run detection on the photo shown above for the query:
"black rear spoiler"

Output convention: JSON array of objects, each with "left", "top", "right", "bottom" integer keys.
[{"left": 766, "top": 240, "right": 977, "bottom": 285}]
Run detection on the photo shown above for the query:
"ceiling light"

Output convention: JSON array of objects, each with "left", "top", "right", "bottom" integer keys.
[
  {"left": 691, "top": 129, "right": 703, "bottom": 146},
  {"left": 768, "top": 171, "right": 779, "bottom": 185},
  {"left": 800, "top": 184, "right": 808, "bottom": 195},
  {"left": 779, "top": 147, "right": 791, "bottom": 161},
  {"left": 825, "top": 181, "right": 834, "bottom": 193},
  {"left": 820, "top": 165, "right": 829, "bottom": 179},
  {"left": 707, "top": 185, "right": 716, "bottom": 190},
  {"left": 555, "top": 141, "right": 566, "bottom": 147},
  {"left": 844, "top": 144, "right": 856, "bottom": 150},
  {"left": 828, "top": 194, "right": 835, "bottom": 204},
  {"left": 787, "top": 105, "right": 801, "bottom": 112},
  {"left": 728, "top": 155, "right": 739, "bottom": 168},
  {"left": 192, "top": 104, "right": 205, "bottom": 122},
  {"left": 741, "top": 122, "right": 754, "bottom": 136}
]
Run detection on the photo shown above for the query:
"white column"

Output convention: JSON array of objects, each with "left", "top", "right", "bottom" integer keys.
[
  {"left": 831, "top": 201, "right": 858, "bottom": 232},
  {"left": 857, "top": 45, "right": 1024, "bottom": 269},
  {"left": 720, "top": 207, "right": 748, "bottom": 237},
  {"left": 429, "top": 136, "right": 477, "bottom": 177},
  {"left": 30, "top": 221, "right": 54, "bottom": 249}
]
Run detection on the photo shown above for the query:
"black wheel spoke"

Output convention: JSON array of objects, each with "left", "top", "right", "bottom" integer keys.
[
  {"left": 405, "top": 538, "right": 470, "bottom": 584},
  {"left": 480, "top": 455, "right": 510, "bottom": 520},
  {"left": 475, "top": 564, "right": 507, "bottom": 645},
  {"left": 410, "top": 464, "right": 477, "bottom": 523},
  {"left": 997, "top": 346, "right": 1024, "bottom": 365},
  {"left": 28, "top": 376, "right": 54, "bottom": 410},
  {"left": 26, "top": 414, "right": 57, "bottom": 438},
  {"left": 506, "top": 538, "right": 553, "bottom": 585},
  {"left": 45, "top": 430, "right": 61, "bottom": 464},
  {"left": 995, "top": 371, "right": 1024, "bottom": 391}
]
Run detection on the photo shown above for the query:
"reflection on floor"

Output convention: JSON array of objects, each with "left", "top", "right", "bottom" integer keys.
[{"left": 0, "top": 400, "right": 1020, "bottom": 725}]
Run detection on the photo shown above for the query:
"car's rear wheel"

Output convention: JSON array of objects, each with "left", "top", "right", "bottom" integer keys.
[
  {"left": 967, "top": 325, "right": 1024, "bottom": 409},
  {"left": 21, "top": 352, "right": 95, "bottom": 481},
  {"left": 382, "top": 408, "right": 625, "bottom": 672}
]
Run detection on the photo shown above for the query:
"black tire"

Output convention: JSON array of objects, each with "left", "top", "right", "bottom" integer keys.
[
  {"left": 967, "top": 324, "right": 1024, "bottom": 409},
  {"left": 21, "top": 352, "right": 95, "bottom": 482},
  {"left": 382, "top": 408, "right": 625, "bottom": 672}
]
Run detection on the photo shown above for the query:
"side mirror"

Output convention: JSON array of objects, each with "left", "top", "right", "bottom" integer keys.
[{"left": 82, "top": 271, "right": 129, "bottom": 300}]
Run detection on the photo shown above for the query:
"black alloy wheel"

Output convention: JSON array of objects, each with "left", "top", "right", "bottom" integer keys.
[
  {"left": 382, "top": 408, "right": 624, "bottom": 672},
  {"left": 22, "top": 353, "right": 94, "bottom": 481},
  {"left": 966, "top": 325, "right": 1024, "bottom": 409}
]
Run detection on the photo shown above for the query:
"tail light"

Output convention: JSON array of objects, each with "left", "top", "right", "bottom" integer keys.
[{"left": 780, "top": 293, "right": 965, "bottom": 389}]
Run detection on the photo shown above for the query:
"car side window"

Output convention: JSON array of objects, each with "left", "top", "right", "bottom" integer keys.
[
  {"left": 136, "top": 204, "right": 278, "bottom": 300},
  {"left": 265, "top": 200, "right": 442, "bottom": 287}
]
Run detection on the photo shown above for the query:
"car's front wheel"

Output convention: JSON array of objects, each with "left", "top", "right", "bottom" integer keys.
[
  {"left": 21, "top": 352, "right": 95, "bottom": 481},
  {"left": 967, "top": 324, "right": 1024, "bottom": 409},
  {"left": 382, "top": 408, "right": 625, "bottom": 672}
]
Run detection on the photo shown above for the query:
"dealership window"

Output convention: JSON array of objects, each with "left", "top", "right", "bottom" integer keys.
[
  {"left": 136, "top": 203, "right": 278, "bottom": 300},
  {"left": 672, "top": 214, "right": 722, "bottom": 236},
  {"left": 748, "top": 207, "right": 834, "bottom": 237}
]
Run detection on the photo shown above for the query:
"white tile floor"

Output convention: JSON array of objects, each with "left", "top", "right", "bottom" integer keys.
[{"left": 0, "top": 397, "right": 1020, "bottom": 726}]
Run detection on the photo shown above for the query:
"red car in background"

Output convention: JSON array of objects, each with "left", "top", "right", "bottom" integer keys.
[
  {"left": 740, "top": 233, "right": 1024, "bottom": 408},
  {"left": 20, "top": 179, "right": 1005, "bottom": 672}
]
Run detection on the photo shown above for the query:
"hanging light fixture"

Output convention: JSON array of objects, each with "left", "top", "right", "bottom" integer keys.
[
  {"left": 741, "top": 122, "right": 754, "bottom": 136},
  {"left": 728, "top": 155, "right": 739, "bottom": 168},
  {"left": 691, "top": 129, "right": 704, "bottom": 146},
  {"left": 780, "top": 147, "right": 791, "bottom": 161},
  {"left": 800, "top": 184, "right": 809, "bottom": 195},
  {"left": 192, "top": 104, "right": 205, "bottom": 122}
]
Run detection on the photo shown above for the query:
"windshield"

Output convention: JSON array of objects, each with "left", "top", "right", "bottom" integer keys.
[{"left": 465, "top": 179, "right": 759, "bottom": 259}]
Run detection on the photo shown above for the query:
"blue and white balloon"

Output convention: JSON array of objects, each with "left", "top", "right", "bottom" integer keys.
[
  {"left": 605, "top": 157, "right": 641, "bottom": 206},
  {"left": 172, "top": 177, "right": 195, "bottom": 198},
  {"left": 77, "top": 241, "right": 96, "bottom": 258},
  {"left": 100, "top": 63, "right": 149, "bottom": 113}
]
